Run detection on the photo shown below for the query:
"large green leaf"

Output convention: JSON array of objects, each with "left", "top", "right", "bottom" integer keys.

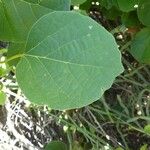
[
  {"left": 137, "top": 0, "right": 150, "bottom": 26},
  {"left": 16, "top": 11, "right": 123, "bottom": 110},
  {"left": 130, "top": 28, "right": 150, "bottom": 64}
]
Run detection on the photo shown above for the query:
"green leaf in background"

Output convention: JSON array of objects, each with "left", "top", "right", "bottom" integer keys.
[
  {"left": 144, "top": 124, "right": 150, "bottom": 134},
  {"left": 72, "top": 141, "right": 83, "bottom": 150},
  {"left": 71, "top": 0, "right": 86, "bottom": 5},
  {"left": 121, "top": 11, "right": 140, "bottom": 28},
  {"left": 99, "top": 0, "right": 138, "bottom": 12},
  {"left": 79, "top": 0, "right": 92, "bottom": 11},
  {"left": 100, "top": 0, "right": 118, "bottom": 9},
  {"left": 0, "top": 2, "right": 15, "bottom": 42},
  {"left": 0, "top": 0, "right": 70, "bottom": 43},
  {"left": 137, "top": 0, "right": 150, "bottom": 26},
  {"left": 1, "top": 0, "right": 70, "bottom": 65},
  {"left": 0, "top": 0, "right": 52, "bottom": 42},
  {"left": 130, "top": 28, "right": 150, "bottom": 64},
  {"left": 140, "top": 144, "right": 148, "bottom": 150},
  {"left": 7, "top": 43, "right": 25, "bottom": 66},
  {"left": 0, "top": 67, "right": 6, "bottom": 77},
  {"left": 0, "top": 91, "right": 6, "bottom": 105},
  {"left": 102, "top": 7, "right": 122, "bottom": 20},
  {"left": 44, "top": 141, "right": 67, "bottom": 150},
  {"left": 16, "top": 11, "right": 123, "bottom": 110},
  {"left": 115, "top": 147, "right": 124, "bottom": 150},
  {"left": 117, "top": 0, "right": 138, "bottom": 12}
]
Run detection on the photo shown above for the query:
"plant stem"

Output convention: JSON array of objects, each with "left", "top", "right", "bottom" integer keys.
[
  {"left": 0, "top": 49, "right": 8, "bottom": 54},
  {"left": 0, "top": 53, "right": 24, "bottom": 64}
]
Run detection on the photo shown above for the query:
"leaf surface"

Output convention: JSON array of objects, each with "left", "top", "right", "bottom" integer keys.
[
  {"left": 117, "top": 0, "right": 138, "bottom": 12},
  {"left": 100, "top": 0, "right": 118, "bottom": 9},
  {"left": 0, "top": 0, "right": 52, "bottom": 42},
  {"left": 137, "top": 0, "right": 150, "bottom": 26},
  {"left": 130, "top": 28, "right": 150, "bottom": 64},
  {"left": 23, "top": 0, "right": 70, "bottom": 10},
  {"left": 0, "top": 0, "right": 70, "bottom": 42},
  {"left": 16, "top": 11, "right": 123, "bottom": 110}
]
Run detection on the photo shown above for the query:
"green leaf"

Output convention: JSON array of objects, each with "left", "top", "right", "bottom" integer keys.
[
  {"left": 130, "top": 28, "right": 150, "bottom": 64},
  {"left": 117, "top": 0, "right": 138, "bottom": 12},
  {"left": 71, "top": 0, "right": 86, "bottom": 5},
  {"left": 0, "top": 91, "right": 6, "bottom": 105},
  {"left": 99, "top": 0, "right": 138, "bottom": 12},
  {"left": 0, "top": 67, "right": 6, "bottom": 77},
  {"left": 16, "top": 11, "right": 123, "bottom": 110},
  {"left": 79, "top": 0, "right": 92, "bottom": 11},
  {"left": 23, "top": 0, "right": 70, "bottom": 11},
  {"left": 22, "top": 0, "right": 38, "bottom": 4},
  {"left": 72, "top": 141, "right": 83, "bottom": 150},
  {"left": 137, "top": 0, "right": 150, "bottom": 26},
  {"left": 144, "top": 124, "right": 150, "bottom": 134},
  {"left": 0, "top": 0, "right": 71, "bottom": 42},
  {"left": 2, "top": 0, "right": 70, "bottom": 64},
  {"left": 102, "top": 7, "right": 122, "bottom": 20},
  {"left": 140, "top": 144, "right": 148, "bottom": 150},
  {"left": 44, "top": 141, "right": 67, "bottom": 150},
  {"left": 121, "top": 11, "right": 140, "bottom": 28},
  {"left": 115, "top": 147, "right": 124, "bottom": 150},
  {"left": 100, "top": 0, "right": 118, "bottom": 9},
  {"left": 0, "top": 0, "right": 52, "bottom": 42},
  {"left": 7, "top": 43, "right": 25, "bottom": 66}
]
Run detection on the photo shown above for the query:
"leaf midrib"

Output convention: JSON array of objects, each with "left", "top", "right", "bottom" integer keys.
[{"left": 24, "top": 54, "right": 102, "bottom": 69}]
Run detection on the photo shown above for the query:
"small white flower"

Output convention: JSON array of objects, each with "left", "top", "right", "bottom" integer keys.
[
  {"left": 73, "top": 6, "right": 79, "bottom": 10},
  {"left": 137, "top": 110, "right": 142, "bottom": 115},
  {"left": 134, "top": 4, "right": 138, "bottom": 8},
  {"left": 96, "top": 2, "right": 99, "bottom": 5}
]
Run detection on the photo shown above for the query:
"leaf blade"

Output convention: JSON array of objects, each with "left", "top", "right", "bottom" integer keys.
[{"left": 16, "top": 11, "right": 123, "bottom": 110}]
